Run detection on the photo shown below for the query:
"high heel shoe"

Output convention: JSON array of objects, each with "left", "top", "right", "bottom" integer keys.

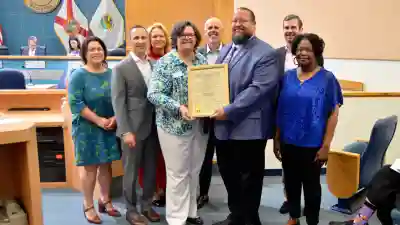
[
  {"left": 83, "top": 205, "right": 102, "bottom": 224},
  {"left": 98, "top": 200, "right": 121, "bottom": 217}
]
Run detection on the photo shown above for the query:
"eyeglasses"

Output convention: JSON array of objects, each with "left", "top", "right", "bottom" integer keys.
[
  {"left": 179, "top": 33, "right": 195, "bottom": 39},
  {"left": 232, "top": 19, "right": 251, "bottom": 25},
  {"left": 88, "top": 47, "right": 104, "bottom": 53}
]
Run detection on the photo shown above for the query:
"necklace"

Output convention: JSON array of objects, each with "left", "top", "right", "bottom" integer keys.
[{"left": 297, "top": 67, "right": 320, "bottom": 83}]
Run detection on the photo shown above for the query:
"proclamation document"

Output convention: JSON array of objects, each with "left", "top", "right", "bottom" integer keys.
[{"left": 188, "top": 64, "right": 229, "bottom": 117}]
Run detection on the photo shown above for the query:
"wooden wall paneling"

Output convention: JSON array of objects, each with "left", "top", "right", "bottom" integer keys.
[
  {"left": 125, "top": 0, "right": 234, "bottom": 47},
  {"left": 212, "top": 0, "right": 234, "bottom": 43}
]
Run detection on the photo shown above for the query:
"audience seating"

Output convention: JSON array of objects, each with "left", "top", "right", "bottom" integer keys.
[
  {"left": 0, "top": 69, "right": 26, "bottom": 89},
  {"left": 0, "top": 45, "right": 9, "bottom": 55},
  {"left": 327, "top": 115, "right": 398, "bottom": 214},
  {"left": 108, "top": 48, "right": 126, "bottom": 56}
]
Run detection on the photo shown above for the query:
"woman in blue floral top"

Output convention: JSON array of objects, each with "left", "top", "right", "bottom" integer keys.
[
  {"left": 68, "top": 37, "right": 121, "bottom": 224},
  {"left": 147, "top": 21, "right": 209, "bottom": 225}
]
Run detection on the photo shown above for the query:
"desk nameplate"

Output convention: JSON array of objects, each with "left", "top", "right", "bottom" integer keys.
[{"left": 24, "top": 60, "right": 46, "bottom": 69}]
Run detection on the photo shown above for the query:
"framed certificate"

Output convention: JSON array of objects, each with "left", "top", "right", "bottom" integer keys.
[{"left": 188, "top": 64, "right": 230, "bottom": 117}]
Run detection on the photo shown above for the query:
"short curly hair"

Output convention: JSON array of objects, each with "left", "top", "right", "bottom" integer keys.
[
  {"left": 170, "top": 21, "right": 202, "bottom": 50},
  {"left": 291, "top": 33, "right": 325, "bottom": 67}
]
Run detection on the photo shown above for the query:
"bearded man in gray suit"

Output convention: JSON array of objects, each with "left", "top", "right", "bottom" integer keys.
[{"left": 111, "top": 25, "right": 161, "bottom": 225}]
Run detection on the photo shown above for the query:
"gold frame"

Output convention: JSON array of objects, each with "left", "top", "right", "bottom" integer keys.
[{"left": 188, "top": 64, "right": 230, "bottom": 117}]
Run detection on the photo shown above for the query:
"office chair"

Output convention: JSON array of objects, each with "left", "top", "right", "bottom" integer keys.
[
  {"left": 0, "top": 69, "right": 26, "bottom": 89},
  {"left": 108, "top": 48, "right": 126, "bottom": 56},
  {"left": 0, "top": 46, "right": 9, "bottom": 55},
  {"left": 20, "top": 45, "right": 47, "bottom": 56}
]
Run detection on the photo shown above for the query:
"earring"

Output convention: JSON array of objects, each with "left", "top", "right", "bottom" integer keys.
[{"left": 293, "top": 56, "right": 298, "bottom": 66}]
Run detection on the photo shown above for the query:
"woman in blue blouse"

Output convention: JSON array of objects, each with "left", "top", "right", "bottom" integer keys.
[
  {"left": 147, "top": 21, "right": 208, "bottom": 225},
  {"left": 68, "top": 36, "right": 121, "bottom": 224},
  {"left": 274, "top": 33, "right": 343, "bottom": 225}
]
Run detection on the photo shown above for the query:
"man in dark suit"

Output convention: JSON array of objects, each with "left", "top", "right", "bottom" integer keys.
[
  {"left": 276, "top": 14, "right": 303, "bottom": 77},
  {"left": 196, "top": 17, "right": 224, "bottom": 209},
  {"left": 274, "top": 14, "right": 303, "bottom": 215},
  {"left": 21, "top": 36, "right": 46, "bottom": 56},
  {"left": 211, "top": 7, "right": 279, "bottom": 225}
]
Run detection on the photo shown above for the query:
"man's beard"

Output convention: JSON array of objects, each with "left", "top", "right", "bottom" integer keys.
[{"left": 232, "top": 34, "right": 252, "bottom": 45}]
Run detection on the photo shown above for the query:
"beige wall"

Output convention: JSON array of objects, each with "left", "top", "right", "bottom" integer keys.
[{"left": 234, "top": 0, "right": 400, "bottom": 60}]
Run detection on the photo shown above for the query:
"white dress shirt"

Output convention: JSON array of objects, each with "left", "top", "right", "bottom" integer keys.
[
  {"left": 130, "top": 52, "right": 152, "bottom": 86},
  {"left": 28, "top": 48, "right": 36, "bottom": 56},
  {"left": 284, "top": 46, "right": 297, "bottom": 72},
  {"left": 206, "top": 43, "right": 222, "bottom": 64}
]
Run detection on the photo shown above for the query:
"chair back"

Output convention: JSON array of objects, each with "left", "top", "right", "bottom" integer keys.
[
  {"left": 20, "top": 45, "right": 47, "bottom": 55},
  {"left": 359, "top": 115, "right": 398, "bottom": 186},
  {"left": 0, "top": 69, "right": 26, "bottom": 89}
]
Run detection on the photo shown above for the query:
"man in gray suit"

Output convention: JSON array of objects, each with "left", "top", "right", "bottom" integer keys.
[
  {"left": 111, "top": 25, "right": 160, "bottom": 225},
  {"left": 211, "top": 7, "right": 279, "bottom": 225}
]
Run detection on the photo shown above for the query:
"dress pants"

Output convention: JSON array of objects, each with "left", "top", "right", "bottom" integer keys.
[
  {"left": 365, "top": 165, "right": 400, "bottom": 225},
  {"left": 121, "top": 129, "right": 159, "bottom": 213},
  {"left": 281, "top": 143, "right": 321, "bottom": 225},
  {"left": 157, "top": 121, "right": 209, "bottom": 225},
  {"left": 216, "top": 139, "right": 267, "bottom": 225},
  {"left": 199, "top": 127, "right": 215, "bottom": 196}
]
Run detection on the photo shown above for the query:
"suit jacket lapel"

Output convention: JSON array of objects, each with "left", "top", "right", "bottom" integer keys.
[
  {"left": 229, "top": 38, "right": 258, "bottom": 70},
  {"left": 229, "top": 45, "right": 249, "bottom": 70},
  {"left": 217, "top": 43, "right": 232, "bottom": 64},
  {"left": 277, "top": 47, "right": 287, "bottom": 75},
  {"left": 126, "top": 56, "right": 147, "bottom": 89}
]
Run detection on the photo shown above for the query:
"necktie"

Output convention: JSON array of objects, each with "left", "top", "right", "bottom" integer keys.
[{"left": 222, "top": 46, "right": 237, "bottom": 64}]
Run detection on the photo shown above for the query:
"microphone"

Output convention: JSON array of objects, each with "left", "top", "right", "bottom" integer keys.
[{"left": 21, "top": 65, "right": 33, "bottom": 85}]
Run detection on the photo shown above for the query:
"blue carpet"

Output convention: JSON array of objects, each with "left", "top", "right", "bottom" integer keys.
[{"left": 41, "top": 176, "right": 379, "bottom": 225}]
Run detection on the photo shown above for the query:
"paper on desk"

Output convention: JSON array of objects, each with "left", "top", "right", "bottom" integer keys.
[
  {"left": 390, "top": 159, "right": 400, "bottom": 174},
  {"left": 24, "top": 61, "right": 46, "bottom": 69},
  {"left": 0, "top": 118, "right": 25, "bottom": 125}
]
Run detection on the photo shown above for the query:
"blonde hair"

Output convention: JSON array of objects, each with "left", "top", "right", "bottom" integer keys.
[{"left": 147, "top": 22, "right": 171, "bottom": 54}]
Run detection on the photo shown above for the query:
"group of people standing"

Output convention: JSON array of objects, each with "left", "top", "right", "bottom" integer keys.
[{"left": 67, "top": 6, "right": 345, "bottom": 225}]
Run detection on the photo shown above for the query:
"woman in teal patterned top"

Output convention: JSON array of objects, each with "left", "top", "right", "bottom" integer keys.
[
  {"left": 68, "top": 36, "right": 121, "bottom": 224},
  {"left": 147, "top": 21, "right": 209, "bottom": 225}
]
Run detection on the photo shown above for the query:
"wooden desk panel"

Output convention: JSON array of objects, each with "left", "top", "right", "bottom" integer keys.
[
  {"left": 0, "top": 122, "right": 43, "bottom": 225},
  {"left": 0, "top": 89, "right": 66, "bottom": 113},
  {"left": 0, "top": 90, "right": 72, "bottom": 189},
  {"left": 2, "top": 112, "right": 64, "bottom": 127}
]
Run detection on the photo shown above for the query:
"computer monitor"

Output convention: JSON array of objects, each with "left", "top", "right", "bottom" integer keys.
[{"left": 0, "top": 46, "right": 9, "bottom": 55}]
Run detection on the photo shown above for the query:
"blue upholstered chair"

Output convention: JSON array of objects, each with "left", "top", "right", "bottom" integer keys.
[
  {"left": 0, "top": 69, "right": 26, "bottom": 89},
  {"left": 330, "top": 115, "right": 398, "bottom": 214}
]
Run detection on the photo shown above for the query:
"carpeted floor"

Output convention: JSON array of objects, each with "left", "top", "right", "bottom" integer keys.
[{"left": 41, "top": 176, "right": 380, "bottom": 225}]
